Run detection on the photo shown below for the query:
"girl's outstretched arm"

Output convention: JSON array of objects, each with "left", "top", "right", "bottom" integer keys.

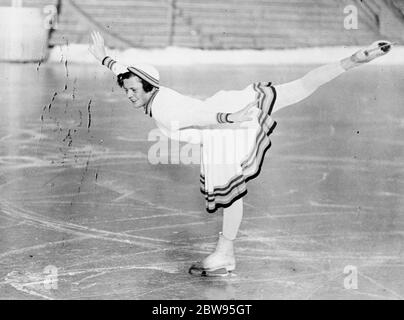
[
  {"left": 88, "top": 31, "right": 127, "bottom": 75},
  {"left": 273, "top": 41, "right": 394, "bottom": 113}
]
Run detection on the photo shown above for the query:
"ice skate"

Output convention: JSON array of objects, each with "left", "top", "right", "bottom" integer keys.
[
  {"left": 189, "top": 233, "right": 236, "bottom": 277},
  {"left": 351, "top": 40, "right": 394, "bottom": 64}
]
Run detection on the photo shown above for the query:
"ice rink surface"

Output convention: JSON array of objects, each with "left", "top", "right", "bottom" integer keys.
[{"left": 0, "top": 62, "right": 403, "bottom": 299}]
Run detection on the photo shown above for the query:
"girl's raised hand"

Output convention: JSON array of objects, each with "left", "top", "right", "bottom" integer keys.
[{"left": 89, "top": 31, "right": 107, "bottom": 62}]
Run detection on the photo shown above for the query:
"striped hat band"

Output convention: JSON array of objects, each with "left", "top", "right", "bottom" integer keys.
[{"left": 127, "top": 66, "right": 159, "bottom": 88}]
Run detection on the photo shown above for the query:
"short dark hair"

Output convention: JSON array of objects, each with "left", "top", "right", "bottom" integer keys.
[{"left": 117, "top": 72, "right": 155, "bottom": 93}]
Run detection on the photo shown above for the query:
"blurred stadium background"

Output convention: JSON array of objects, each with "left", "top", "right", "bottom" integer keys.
[{"left": 1, "top": 0, "right": 404, "bottom": 52}]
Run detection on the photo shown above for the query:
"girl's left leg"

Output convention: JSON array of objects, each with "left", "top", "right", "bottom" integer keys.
[
  {"left": 222, "top": 197, "right": 243, "bottom": 241},
  {"left": 190, "top": 198, "right": 243, "bottom": 275}
]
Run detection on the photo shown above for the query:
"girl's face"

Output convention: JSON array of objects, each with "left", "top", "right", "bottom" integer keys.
[{"left": 123, "top": 76, "right": 150, "bottom": 109}]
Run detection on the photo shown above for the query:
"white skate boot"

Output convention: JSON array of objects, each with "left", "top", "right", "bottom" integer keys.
[
  {"left": 352, "top": 40, "right": 394, "bottom": 64},
  {"left": 189, "top": 233, "right": 236, "bottom": 277}
]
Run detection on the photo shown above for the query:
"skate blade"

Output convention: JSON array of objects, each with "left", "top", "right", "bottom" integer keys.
[
  {"left": 365, "top": 42, "right": 397, "bottom": 55},
  {"left": 189, "top": 266, "right": 234, "bottom": 277}
]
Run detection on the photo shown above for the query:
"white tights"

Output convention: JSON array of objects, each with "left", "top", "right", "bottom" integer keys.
[{"left": 222, "top": 198, "right": 243, "bottom": 240}]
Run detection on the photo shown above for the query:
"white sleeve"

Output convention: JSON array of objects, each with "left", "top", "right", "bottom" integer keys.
[
  {"left": 273, "top": 62, "right": 346, "bottom": 113},
  {"left": 161, "top": 102, "right": 225, "bottom": 130},
  {"left": 102, "top": 56, "right": 128, "bottom": 75},
  {"left": 150, "top": 88, "right": 233, "bottom": 131}
]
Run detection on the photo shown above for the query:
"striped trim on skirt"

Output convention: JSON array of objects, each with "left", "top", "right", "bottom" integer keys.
[{"left": 200, "top": 82, "right": 277, "bottom": 212}]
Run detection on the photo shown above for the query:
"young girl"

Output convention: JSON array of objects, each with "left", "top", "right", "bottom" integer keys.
[{"left": 89, "top": 31, "right": 393, "bottom": 276}]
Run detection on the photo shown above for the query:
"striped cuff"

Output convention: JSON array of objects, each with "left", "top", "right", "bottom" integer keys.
[
  {"left": 216, "top": 113, "right": 234, "bottom": 124},
  {"left": 102, "top": 56, "right": 117, "bottom": 71}
]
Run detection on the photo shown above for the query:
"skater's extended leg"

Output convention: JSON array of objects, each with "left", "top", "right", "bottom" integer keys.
[{"left": 273, "top": 40, "right": 394, "bottom": 114}]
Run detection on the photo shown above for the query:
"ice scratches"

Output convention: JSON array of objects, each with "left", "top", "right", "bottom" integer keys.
[
  {"left": 275, "top": 135, "right": 330, "bottom": 149},
  {"left": 235, "top": 248, "right": 402, "bottom": 263},
  {"left": 69, "top": 263, "right": 180, "bottom": 283},
  {"left": 243, "top": 202, "right": 301, "bottom": 210},
  {"left": 243, "top": 209, "right": 374, "bottom": 222},
  {"left": 262, "top": 172, "right": 329, "bottom": 198},
  {"left": 0, "top": 237, "right": 91, "bottom": 260},
  {"left": 277, "top": 155, "right": 404, "bottom": 168},
  {"left": 0, "top": 128, "right": 47, "bottom": 142},
  {"left": 131, "top": 269, "right": 338, "bottom": 299},
  {"left": 124, "top": 219, "right": 218, "bottom": 233},
  {"left": 348, "top": 291, "right": 399, "bottom": 300},
  {"left": 101, "top": 168, "right": 171, "bottom": 182},
  {"left": 365, "top": 137, "right": 404, "bottom": 147},
  {"left": 112, "top": 192, "right": 134, "bottom": 202},
  {"left": 0, "top": 156, "right": 51, "bottom": 170},
  {"left": 5, "top": 270, "right": 54, "bottom": 300},
  {"left": 0, "top": 134, "right": 13, "bottom": 142},
  {"left": 68, "top": 264, "right": 182, "bottom": 295},
  {"left": 376, "top": 191, "right": 402, "bottom": 197},
  {"left": 308, "top": 200, "right": 373, "bottom": 210},
  {"left": 65, "top": 248, "right": 178, "bottom": 269},
  {"left": 95, "top": 179, "right": 137, "bottom": 203},
  {"left": 8, "top": 191, "right": 97, "bottom": 202},
  {"left": 89, "top": 212, "right": 200, "bottom": 225},
  {"left": 71, "top": 271, "right": 108, "bottom": 287},
  {"left": 0, "top": 221, "right": 25, "bottom": 230},
  {"left": 359, "top": 272, "right": 404, "bottom": 300},
  {"left": 116, "top": 136, "right": 150, "bottom": 142},
  {"left": 5, "top": 263, "right": 180, "bottom": 299},
  {"left": 0, "top": 200, "right": 170, "bottom": 248},
  {"left": 0, "top": 176, "right": 24, "bottom": 191},
  {"left": 95, "top": 179, "right": 179, "bottom": 213},
  {"left": 132, "top": 279, "right": 203, "bottom": 299},
  {"left": 304, "top": 271, "right": 342, "bottom": 300},
  {"left": 44, "top": 145, "right": 147, "bottom": 169},
  {"left": 0, "top": 140, "right": 145, "bottom": 169}
]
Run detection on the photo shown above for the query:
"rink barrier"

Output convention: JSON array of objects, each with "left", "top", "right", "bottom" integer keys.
[{"left": 0, "top": 6, "right": 49, "bottom": 62}]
